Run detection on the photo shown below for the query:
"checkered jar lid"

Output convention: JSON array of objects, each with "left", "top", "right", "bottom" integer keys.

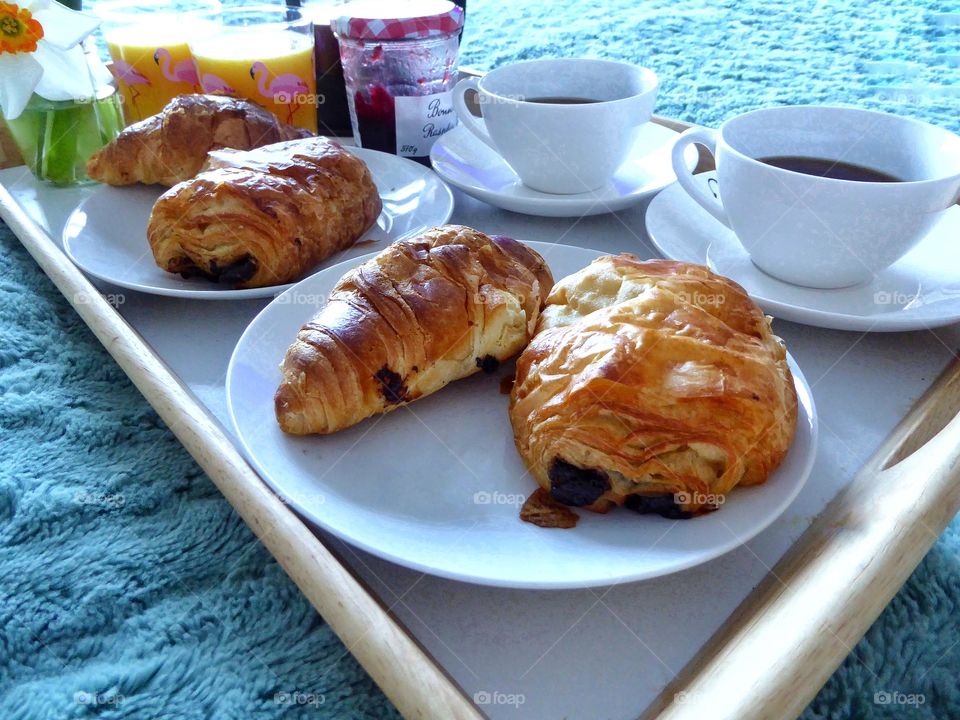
[{"left": 331, "top": 0, "right": 464, "bottom": 40}]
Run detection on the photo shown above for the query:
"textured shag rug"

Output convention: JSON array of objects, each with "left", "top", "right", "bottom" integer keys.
[{"left": 2, "top": 0, "right": 959, "bottom": 717}]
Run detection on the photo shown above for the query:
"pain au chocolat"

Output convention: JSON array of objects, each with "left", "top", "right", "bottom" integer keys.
[
  {"left": 147, "top": 136, "right": 381, "bottom": 288},
  {"left": 510, "top": 255, "right": 797, "bottom": 519}
]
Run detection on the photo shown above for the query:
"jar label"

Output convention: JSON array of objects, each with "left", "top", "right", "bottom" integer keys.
[{"left": 394, "top": 91, "right": 458, "bottom": 158}]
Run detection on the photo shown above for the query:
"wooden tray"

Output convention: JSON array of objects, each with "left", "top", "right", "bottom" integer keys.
[{"left": 2, "top": 86, "right": 960, "bottom": 719}]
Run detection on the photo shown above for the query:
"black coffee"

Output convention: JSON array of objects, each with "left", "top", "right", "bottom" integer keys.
[
  {"left": 525, "top": 96, "right": 600, "bottom": 104},
  {"left": 759, "top": 156, "right": 901, "bottom": 183}
]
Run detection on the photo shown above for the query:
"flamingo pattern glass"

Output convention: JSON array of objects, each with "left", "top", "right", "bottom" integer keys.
[
  {"left": 94, "top": 0, "right": 221, "bottom": 125},
  {"left": 189, "top": 6, "right": 317, "bottom": 133}
]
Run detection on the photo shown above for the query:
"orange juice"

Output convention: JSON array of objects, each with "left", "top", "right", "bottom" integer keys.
[
  {"left": 191, "top": 32, "right": 317, "bottom": 132},
  {"left": 104, "top": 25, "right": 200, "bottom": 124}
]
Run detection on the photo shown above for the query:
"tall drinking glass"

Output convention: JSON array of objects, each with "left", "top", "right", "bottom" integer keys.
[
  {"left": 189, "top": 5, "right": 318, "bottom": 133},
  {"left": 94, "top": 0, "right": 221, "bottom": 124}
]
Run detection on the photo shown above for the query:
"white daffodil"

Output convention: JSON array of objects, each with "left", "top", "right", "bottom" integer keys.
[{"left": 0, "top": 0, "right": 111, "bottom": 120}]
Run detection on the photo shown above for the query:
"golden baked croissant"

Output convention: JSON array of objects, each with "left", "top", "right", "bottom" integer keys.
[
  {"left": 146, "top": 136, "right": 381, "bottom": 288},
  {"left": 86, "top": 94, "right": 310, "bottom": 186},
  {"left": 510, "top": 255, "right": 797, "bottom": 518},
  {"left": 275, "top": 225, "right": 553, "bottom": 435}
]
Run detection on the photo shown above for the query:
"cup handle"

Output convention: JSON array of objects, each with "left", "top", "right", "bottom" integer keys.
[
  {"left": 452, "top": 77, "right": 498, "bottom": 152},
  {"left": 671, "top": 127, "right": 730, "bottom": 227}
]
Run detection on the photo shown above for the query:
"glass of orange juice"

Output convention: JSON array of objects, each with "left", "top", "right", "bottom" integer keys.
[
  {"left": 94, "top": 0, "right": 221, "bottom": 125},
  {"left": 189, "top": 5, "right": 317, "bottom": 133}
]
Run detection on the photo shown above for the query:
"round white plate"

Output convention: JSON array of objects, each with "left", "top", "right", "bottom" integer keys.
[
  {"left": 62, "top": 148, "right": 454, "bottom": 300},
  {"left": 429, "top": 123, "right": 698, "bottom": 218},
  {"left": 646, "top": 173, "right": 960, "bottom": 332},
  {"left": 226, "top": 240, "right": 817, "bottom": 589}
]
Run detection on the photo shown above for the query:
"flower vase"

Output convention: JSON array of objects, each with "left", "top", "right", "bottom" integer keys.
[{"left": 2, "top": 41, "right": 123, "bottom": 186}]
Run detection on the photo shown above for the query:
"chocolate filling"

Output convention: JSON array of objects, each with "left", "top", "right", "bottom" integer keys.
[
  {"left": 170, "top": 257, "right": 203, "bottom": 279},
  {"left": 210, "top": 255, "right": 258, "bottom": 284},
  {"left": 548, "top": 459, "right": 610, "bottom": 507},
  {"left": 624, "top": 494, "right": 693, "bottom": 520},
  {"left": 476, "top": 355, "right": 500, "bottom": 374},
  {"left": 171, "top": 253, "right": 258, "bottom": 285},
  {"left": 374, "top": 366, "right": 407, "bottom": 404}
]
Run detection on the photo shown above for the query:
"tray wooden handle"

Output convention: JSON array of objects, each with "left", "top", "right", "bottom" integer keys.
[
  {"left": 644, "top": 358, "right": 960, "bottom": 720},
  {"left": 0, "top": 183, "right": 483, "bottom": 720}
]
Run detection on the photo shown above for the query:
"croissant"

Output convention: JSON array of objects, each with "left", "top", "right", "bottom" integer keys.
[
  {"left": 510, "top": 255, "right": 797, "bottom": 518},
  {"left": 275, "top": 225, "right": 554, "bottom": 435},
  {"left": 86, "top": 94, "right": 310, "bottom": 186},
  {"left": 146, "top": 136, "right": 381, "bottom": 288}
]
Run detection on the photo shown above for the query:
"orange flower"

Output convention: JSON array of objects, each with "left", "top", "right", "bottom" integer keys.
[{"left": 0, "top": 2, "right": 43, "bottom": 55}]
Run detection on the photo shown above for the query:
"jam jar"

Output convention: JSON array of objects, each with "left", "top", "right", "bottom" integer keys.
[{"left": 332, "top": 0, "right": 463, "bottom": 165}]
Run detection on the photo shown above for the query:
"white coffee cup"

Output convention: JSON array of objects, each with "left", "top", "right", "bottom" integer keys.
[
  {"left": 452, "top": 59, "right": 658, "bottom": 194},
  {"left": 671, "top": 106, "right": 960, "bottom": 288}
]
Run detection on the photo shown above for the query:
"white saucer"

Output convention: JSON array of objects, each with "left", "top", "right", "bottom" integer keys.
[
  {"left": 646, "top": 173, "right": 960, "bottom": 332},
  {"left": 430, "top": 122, "right": 697, "bottom": 218},
  {"left": 62, "top": 148, "right": 454, "bottom": 300}
]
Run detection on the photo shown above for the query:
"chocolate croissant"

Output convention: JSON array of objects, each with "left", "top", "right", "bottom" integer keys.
[
  {"left": 146, "top": 136, "right": 381, "bottom": 288},
  {"left": 510, "top": 255, "right": 797, "bottom": 518},
  {"left": 275, "top": 225, "right": 553, "bottom": 435},
  {"left": 86, "top": 94, "right": 310, "bottom": 186}
]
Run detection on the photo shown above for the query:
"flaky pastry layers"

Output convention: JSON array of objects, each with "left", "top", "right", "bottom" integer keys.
[
  {"left": 510, "top": 255, "right": 798, "bottom": 518},
  {"left": 276, "top": 225, "right": 553, "bottom": 435},
  {"left": 86, "top": 94, "right": 310, "bottom": 186},
  {"left": 147, "top": 136, "right": 381, "bottom": 288}
]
